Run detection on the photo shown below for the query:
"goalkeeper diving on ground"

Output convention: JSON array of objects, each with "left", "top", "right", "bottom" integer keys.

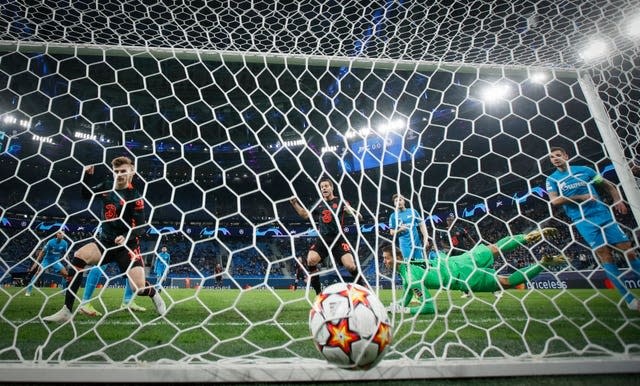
[{"left": 381, "top": 228, "right": 567, "bottom": 315}]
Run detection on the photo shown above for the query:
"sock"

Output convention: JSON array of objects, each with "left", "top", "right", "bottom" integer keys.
[
  {"left": 26, "top": 271, "right": 39, "bottom": 292},
  {"left": 308, "top": 266, "right": 321, "bottom": 295},
  {"left": 82, "top": 266, "right": 103, "bottom": 302},
  {"left": 508, "top": 264, "right": 544, "bottom": 286},
  {"left": 137, "top": 281, "right": 156, "bottom": 298},
  {"left": 603, "top": 262, "right": 635, "bottom": 304},
  {"left": 64, "top": 257, "right": 87, "bottom": 311},
  {"left": 496, "top": 234, "right": 526, "bottom": 253},
  {"left": 347, "top": 267, "right": 367, "bottom": 288},
  {"left": 123, "top": 280, "right": 134, "bottom": 304},
  {"left": 629, "top": 258, "right": 640, "bottom": 275}
]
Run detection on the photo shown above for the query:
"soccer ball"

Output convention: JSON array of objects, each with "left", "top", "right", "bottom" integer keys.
[{"left": 309, "top": 282, "right": 392, "bottom": 370}]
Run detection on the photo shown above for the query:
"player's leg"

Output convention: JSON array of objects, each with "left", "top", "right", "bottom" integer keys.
[
  {"left": 604, "top": 221, "right": 640, "bottom": 275},
  {"left": 121, "top": 279, "right": 146, "bottom": 312},
  {"left": 339, "top": 252, "right": 367, "bottom": 287},
  {"left": 25, "top": 266, "right": 43, "bottom": 296},
  {"left": 78, "top": 266, "right": 105, "bottom": 317},
  {"left": 154, "top": 266, "right": 166, "bottom": 292},
  {"left": 306, "top": 240, "right": 325, "bottom": 295},
  {"left": 43, "top": 242, "right": 101, "bottom": 322},
  {"left": 122, "top": 251, "right": 166, "bottom": 316},
  {"left": 581, "top": 221, "right": 637, "bottom": 310},
  {"left": 497, "top": 254, "right": 566, "bottom": 289}
]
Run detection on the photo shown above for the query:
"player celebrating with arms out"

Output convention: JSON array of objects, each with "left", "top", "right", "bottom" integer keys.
[
  {"left": 43, "top": 156, "right": 166, "bottom": 322},
  {"left": 290, "top": 177, "right": 365, "bottom": 295},
  {"left": 25, "top": 231, "right": 70, "bottom": 296},
  {"left": 381, "top": 228, "right": 566, "bottom": 315},
  {"left": 546, "top": 146, "right": 639, "bottom": 311}
]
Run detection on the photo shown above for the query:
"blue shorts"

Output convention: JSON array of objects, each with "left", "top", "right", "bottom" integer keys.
[
  {"left": 41, "top": 257, "right": 65, "bottom": 273},
  {"left": 575, "top": 219, "right": 629, "bottom": 249},
  {"left": 400, "top": 244, "right": 424, "bottom": 262}
]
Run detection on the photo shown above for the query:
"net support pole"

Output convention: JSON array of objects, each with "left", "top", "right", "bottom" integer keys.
[{"left": 577, "top": 72, "right": 640, "bottom": 226}]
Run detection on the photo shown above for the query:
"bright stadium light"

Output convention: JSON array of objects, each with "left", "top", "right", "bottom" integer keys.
[
  {"left": 481, "top": 84, "right": 511, "bottom": 103},
  {"left": 579, "top": 39, "right": 609, "bottom": 62},
  {"left": 624, "top": 13, "right": 640, "bottom": 37},
  {"left": 345, "top": 130, "right": 357, "bottom": 139},
  {"left": 321, "top": 145, "right": 337, "bottom": 154},
  {"left": 358, "top": 128, "right": 371, "bottom": 137},
  {"left": 530, "top": 72, "right": 548, "bottom": 84},
  {"left": 377, "top": 123, "right": 390, "bottom": 134},
  {"left": 32, "top": 134, "right": 54, "bottom": 144}
]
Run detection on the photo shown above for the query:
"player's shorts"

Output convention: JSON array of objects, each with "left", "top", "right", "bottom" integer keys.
[
  {"left": 309, "top": 236, "right": 352, "bottom": 265},
  {"left": 449, "top": 244, "right": 498, "bottom": 292},
  {"left": 41, "top": 257, "right": 65, "bottom": 273},
  {"left": 96, "top": 242, "right": 144, "bottom": 273},
  {"left": 400, "top": 244, "right": 424, "bottom": 262},
  {"left": 155, "top": 267, "right": 166, "bottom": 278},
  {"left": 575, "top": 219, "right": 629, "bottom": 249}
]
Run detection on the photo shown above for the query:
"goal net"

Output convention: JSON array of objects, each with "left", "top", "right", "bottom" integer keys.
[{"left": 0, "top": 0, "right": 639, "bottom": 382}]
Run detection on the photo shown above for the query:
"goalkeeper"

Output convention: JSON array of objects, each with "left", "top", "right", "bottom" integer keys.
[{"left": 381, "top": 228, "right": 566, "bottom": 315}]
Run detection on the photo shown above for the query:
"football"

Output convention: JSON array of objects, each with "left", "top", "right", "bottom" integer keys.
[{"left": 309, "top": 282, "right": 392, "bottom": 370}]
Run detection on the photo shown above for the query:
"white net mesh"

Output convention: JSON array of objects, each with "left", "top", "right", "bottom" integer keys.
[{"left": 0, "top": 0, "right": 639, "bottom": 381}]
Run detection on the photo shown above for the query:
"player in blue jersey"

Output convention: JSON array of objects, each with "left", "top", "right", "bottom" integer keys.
[
  {"left": 546, "top": 147, "right": 639, "bottom": 311},
  {"left": 153, "top": 246, "right": 171, "bottom": 290},
  {"left": 25, "top": 231, "right": 70, "bottom": 296},
  {"left": 389, "top": 194, "right": 430, "bottom": 264}
]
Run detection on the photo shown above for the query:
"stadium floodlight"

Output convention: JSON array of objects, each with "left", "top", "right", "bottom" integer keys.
[
  {"left": 481, "top": 84, "right": 511, "bottom": 103},
  {"left": 377, "top": 123, "right": 391, "bottom": 133},
  {"left": 530, "top": 72, "right": 548, "bottom": 83},
  {"left": 358, "top": 128, "right": 371, "bottom": 137},
  {"left": 321, "top": 145, "right": 337, "bottom": 153},
  {"left": 625, "top": 13, "right": 640, "bottom": 37},
  {"left": 345, "top": 130, "right": 357, "bottom": 139},
  {"left": 579, "top": 39, "right": 609, "bottom": 62},
  {"left": 32, "top": 135, "right": 54, "bottom": 144}
]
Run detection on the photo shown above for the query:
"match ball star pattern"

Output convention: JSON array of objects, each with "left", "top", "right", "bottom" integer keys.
[{"left": 309, "top": 283, "right": 391, "bottom": 369}]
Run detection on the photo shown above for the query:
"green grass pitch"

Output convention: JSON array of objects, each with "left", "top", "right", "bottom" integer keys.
[{"left": 0, "top": 287, "right": 638, "bottom": 363}]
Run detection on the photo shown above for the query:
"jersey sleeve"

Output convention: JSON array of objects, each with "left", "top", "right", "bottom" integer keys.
[
  {"left": 389, "top": 213, "right": 396, "bottom": 229},
  {"left": 581, "top": 166, "right": 603, "bottom": 184},
  {"left": 545, "top": 175, "right": 559, "bottom": 194},
  {"left": 402, "top": 265, "right": 436, "bottom": 315},
  {"left": 81, "top": 171, "right": 110, "bottom": 199},
  {"left": 43, "top": 240, "right": 52, "bottom": 254}
]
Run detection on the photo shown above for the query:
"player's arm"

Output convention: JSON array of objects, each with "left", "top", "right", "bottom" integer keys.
[
  {"left": 546, "top": 177, "right": 593, "bottom": 206},
  {"left": 408, "top": 290, "right": 435, "bottom": 315},
  {"left": 419, "top": 220, "right": 430, "bottom": 249},
  {"left": 31, "top": 247, "right": 45, "bottom": 270},
  {"left": 388, "top": 214, "right": 407, "bottom": 236},
  {"left": 593, "top": 175, "right": 628, "bottom": 215},
  {"left": 289, "top": 197, "right": 310, "bottom": 220},
  {"left": 343, "top": 201, "right": 363, "bottom": 221},
  {"left": 81, "top": 165, "right": 104, "bottom": 198}
]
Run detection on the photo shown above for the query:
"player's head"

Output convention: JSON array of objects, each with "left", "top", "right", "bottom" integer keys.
[
  {"left": 161, "top": 246, "right": 167, "bottom": 253},
  {"left": 392, "top": 194, "right": 405, "bottom": 210},
  {"left": 55, "top": 230, "right": 64, "bottom": 241},
  {"left": 549, "top": 146, "right": 569, "bottom": 169},
  {"left": 446, "top": 214, "right": 454, "bottom": 226},
  {"left": 381, "top": 244, "right": 403, "bottom": 269},
  {"left": 111, "top": 156, "right": 135, "bottom": 189},
  {"left": 318, "top": 177, "right": 334, "bottom": 199}
]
